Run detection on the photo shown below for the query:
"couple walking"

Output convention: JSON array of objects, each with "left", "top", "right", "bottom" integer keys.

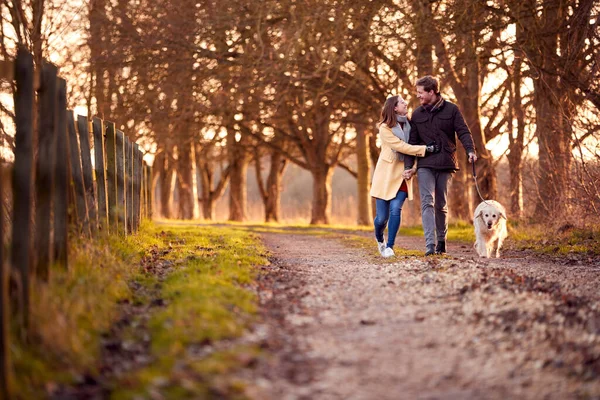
[{"left": 371, "top": 75, "right": 477, "bottom": 257}]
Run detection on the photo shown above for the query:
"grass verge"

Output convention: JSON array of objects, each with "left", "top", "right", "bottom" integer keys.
[
  {"left": 507, "top": 223, "right": 600, "bottom": 256},
  {"left": 112, "top": 223, "right": 269, "bottom": 399},
  {"left": 13, "top": 220, "right": 160, "bottom": 399}
]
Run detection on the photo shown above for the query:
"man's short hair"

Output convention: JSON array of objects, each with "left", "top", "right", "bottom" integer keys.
[{"left": 416, "top": 76, "right": 439, "bottom": 94}]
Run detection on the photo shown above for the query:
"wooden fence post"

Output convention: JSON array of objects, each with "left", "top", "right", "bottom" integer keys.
[
  {"left": 53, "top": 78, "right": 68, "bottom": 268},
  {"left": 77, "top": 115, "right": 97, "bottom": 235},
  {"left": 141, "top": 159, "right": 146, "bottom": 220},
  {"left": 67, "top": 111, "right": 90, "bottom": 236},
  {"left": 34, "top": 61, "right": 58, "bottom": 281},
  {"left": 0, "top": 162, "right": 11, "bottom": 400},
  {"left": 93, "top": 118, "right": 108, "bottom": 230},
  {"left": 116, "top": 130, "right": 127, "bottom": 235},
  {"left": 11, "top": 47, "right": 34, "bottom": 335},
  {"left": 105, "top": 122, "right": 117, "bottom": 232},
  {"left": 133, "top": 144, "right": 141, "bottom": 231},
  {"left": 126, "top": 138, "right": 133, "bottom": 233},
  {"left": 145, "top": 163, "right": 153, "bottom": 219}
]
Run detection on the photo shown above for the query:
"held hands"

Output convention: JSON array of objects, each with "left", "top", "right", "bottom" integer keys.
[
  {"left": 468, "top": 152, "right": 478, "bottom": 163},
  {"left": 425, "top": 142, "right": 441, "bottom": 154},
  {"left": 403, "top": 168, "right": 416, "bottom": 180}
]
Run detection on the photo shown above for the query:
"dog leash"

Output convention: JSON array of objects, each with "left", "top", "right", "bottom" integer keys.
[{"left": 471, "top": 161, "right": 491, "bottom": 205}]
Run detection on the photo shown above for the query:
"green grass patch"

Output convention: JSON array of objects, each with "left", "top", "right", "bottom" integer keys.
[
  {"left": 13, "top": 220, "right": 160, "bottom": 399},
  {"left": 112, "top": 224, "right": 269, "bottom": 399},
  {"left": 507, "top": 223, "right": 600, "bottom": 255}
]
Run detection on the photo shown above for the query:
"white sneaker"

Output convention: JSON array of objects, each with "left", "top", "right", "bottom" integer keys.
[
  {"left": 376, "top": 239, "right": 386, "bottom": 256},
  {"left": 382, "top": 247, "right": 395, "bottom": 258}
]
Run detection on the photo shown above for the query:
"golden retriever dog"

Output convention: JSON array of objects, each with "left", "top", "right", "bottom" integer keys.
[{"left": 473, "top": 200, "right": 508, "bottom": 258}]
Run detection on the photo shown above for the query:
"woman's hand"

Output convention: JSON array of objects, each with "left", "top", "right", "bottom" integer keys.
[{"left": 403, "top": 168, "right": 415, "bottom": 180}]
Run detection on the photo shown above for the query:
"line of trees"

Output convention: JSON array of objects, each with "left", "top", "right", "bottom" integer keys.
[{"left": 2, "top": 0, "right": 599, "bottom": 225}]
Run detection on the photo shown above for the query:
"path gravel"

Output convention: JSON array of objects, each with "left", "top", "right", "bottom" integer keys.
[{"left": 244, "top": 232, "right": 600, "bottom": 400}]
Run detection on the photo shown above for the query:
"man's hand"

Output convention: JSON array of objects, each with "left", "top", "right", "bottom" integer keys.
[
  {"left": 403, "top": 168, "right": 416, "bottom": 180},
  {"left": 425, "top": 142, "right": 440, "bottom": 153},
  {"left": 468, "top": 152, "right": 477, "bottom": 163}
]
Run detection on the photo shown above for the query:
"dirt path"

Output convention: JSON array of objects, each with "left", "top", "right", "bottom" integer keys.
[{"left": 246, "top": 232, "right": 600, "bottom": 400}]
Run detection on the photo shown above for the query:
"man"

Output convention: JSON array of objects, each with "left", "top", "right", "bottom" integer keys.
[{"left": 404, "top": 76, "right": 477, "bottom": 256}]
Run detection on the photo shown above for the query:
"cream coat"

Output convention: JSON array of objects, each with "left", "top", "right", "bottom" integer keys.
[{"left": 370, "top": 123, "right": 427, "bottom": 201}]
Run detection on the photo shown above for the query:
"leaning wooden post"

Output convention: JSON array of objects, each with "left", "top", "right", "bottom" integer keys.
[
  {"left": 133, "top": 144, "right": 142, "bottom": 231},
  {"left": 141, "top": 158, "right": 146, "bottom": 219},
  {"left": 53, "top": 78, "right": 68, "bottom": 268},
  {"left": 67, "top": 111, "right": 90, "bottom": 236},
  {"left": 11, "top": 47, "right": 34, "bottom": 336},
  {"left": 0, "top": 162, "right": 11, "bottom": 400},
  {"left": 145, "top": 163, "right": 153, "bottom": 219},
  {"left": 115, "top": 130, "right": 127, "bottom": 235},
  {"left": 34, "top": 61, "right": 59, "bottom": 281},
  {"left": 125, "top": 138, "right": 133, "bottom": 233},
  {"left": 77, "top": 115, "right": 97, "bottom": 235},
  {"left": 93, "top": 118, "right": 108, "bottom": 230},
  {"left": 105, "top": 122, "right": 118, "bottom": 232}
]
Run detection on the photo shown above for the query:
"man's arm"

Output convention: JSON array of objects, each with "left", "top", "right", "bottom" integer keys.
[{"left": 454, "top": 108, "right": 477, "bottom": 163}]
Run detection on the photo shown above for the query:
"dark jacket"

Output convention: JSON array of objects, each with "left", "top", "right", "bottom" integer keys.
[{"left": 405, "top": 99, "right": 475, "bottom": 171}]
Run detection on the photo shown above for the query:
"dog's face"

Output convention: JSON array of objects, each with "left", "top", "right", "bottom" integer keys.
[{"left": 479, "top": 205, "right": 503, "bottom": 230}]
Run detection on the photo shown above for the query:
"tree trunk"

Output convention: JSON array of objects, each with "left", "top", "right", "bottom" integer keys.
[
  {"left": 412, "top": 0, "right": 434, "bottom": 78},
  {"left": 533, "top": 76, "right": 572, "bottom": 216},
  {"left": 227, "top": 128, "right": 248, "bottom": 222},
  {"left": 369, "top": 134, "right": 379, "bottom": 219},
  {"left": 507, "top": 51, "right": 525, "bottom": 219},
  {"left": 177, "top": 143, "right": 195, "bottom": 220},
  {"left": 458, "top": 30, "right": 497, "bottom": 208},
  {"left": 310, "top": 165, "right": 334, "bottom": 225},
  {"left": 530, "top": 3, "right": 572, "bottom": 217},
  {"left": 89, "top": 0, "right": 107, "bottom": 117},
  {"left": 156, "top": 151, "right": 176, "bottom": 219},
  {"left": 355, "top": 123, "right": 372, "bottom": 226},
  {"left": 448, "top": 146, "right": 472, "bottom": 220},
  {"left": 264, "top": 151, "right": 287, "bottom": 222},
  {"left": 198, "top": 159, "right": 216, "bottom": 220},
  {"left": 196, "top": 143, "right": 229, "bottom": 221}
]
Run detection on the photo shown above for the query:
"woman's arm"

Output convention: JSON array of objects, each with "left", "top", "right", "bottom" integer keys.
[{"left": 379, "top": 124, "right": 427, "bottom": 157}]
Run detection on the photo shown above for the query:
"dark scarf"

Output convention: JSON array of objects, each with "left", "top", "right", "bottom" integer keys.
[{"left": 424, "top": 95, "right": 444, "bottom": 113}]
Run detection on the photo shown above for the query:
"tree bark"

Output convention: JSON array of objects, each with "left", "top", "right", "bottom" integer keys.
[
  {"left": 227, "top": 128, "right": 248, "bottom": 222},
  {"left": 196, "top": 143, "right": 229, "bottom": 220},
  {"left": 89, "top": 0, "right": 108, "bottom": 117},
  {"left": 265, "top": 151, "right": 287, "bottom": 222},
  {"left": 310, "top": 165, "right": 334, "bottom": 225},
  {"left": 369, "top": 134, "right": 379, "bottom": 219},
  {"left": 528, "top": 2, "right": 573, "bottom": 217},
  {"left": 507, "top": 50, "right": 525, "bottom": 219},
  {"left": 155, "top": 150, "right": 176, "bottom": 219},
  {"left": 355, "top": 123, "right": 372, "bottom": 226},
  {"left": 457, "top": 30, "right": 497, "bottom": 209},
  {"left": 412, "top": 0, "right": 434, "bottom": 78},
  {"left": 533, "top": 76, "right": 572, "bottom": 216},
  {"left": 448, "top": 146, "right": 472, "bottom": 220},
  {"left": 177, "top": 142, "right": 196, "bottom": 220},
  {"left": 255, "top": 148, "right": 288, "bottom": 223}
]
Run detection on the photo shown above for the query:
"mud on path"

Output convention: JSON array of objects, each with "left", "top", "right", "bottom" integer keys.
[{"left": 246, "top": 232, "right": 600, "bottom": 400}]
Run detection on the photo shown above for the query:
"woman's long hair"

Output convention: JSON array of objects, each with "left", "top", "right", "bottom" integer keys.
[{"left": 379, "top": 96, "right": 398, "bottom": 128}]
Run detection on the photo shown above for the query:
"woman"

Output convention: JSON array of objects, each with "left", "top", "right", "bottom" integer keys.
[{"left": 370, "top": 95, "right": 439, "bottom": 258}]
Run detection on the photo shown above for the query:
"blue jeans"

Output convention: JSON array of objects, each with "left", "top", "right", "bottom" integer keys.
[{"left": 374, "top": 190, "right": 408, "bottom": 248}]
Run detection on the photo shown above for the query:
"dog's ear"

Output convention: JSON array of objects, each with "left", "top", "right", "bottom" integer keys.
[
  {"left": 474, "top": 211, "right": 482, "bottom": 220},
  {"left": 499, "top": 212, "right": 507, "bottom": 220}
]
